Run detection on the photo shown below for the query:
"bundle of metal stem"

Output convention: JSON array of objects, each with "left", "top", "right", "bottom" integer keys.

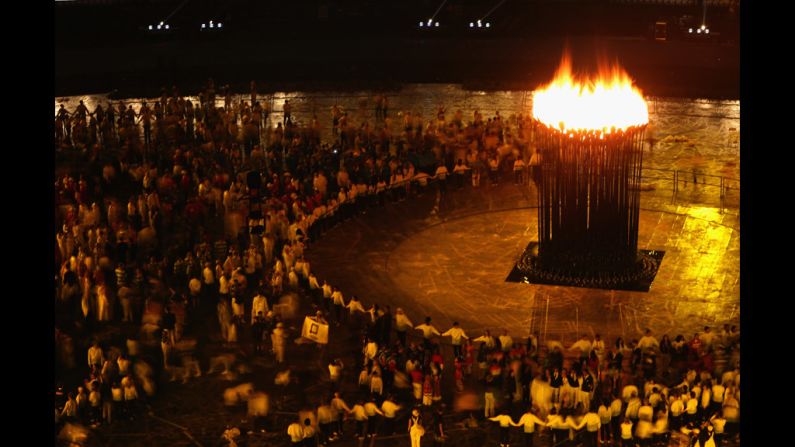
[{"left": 535, "top": 121, "right": 646, "bottom": 271}]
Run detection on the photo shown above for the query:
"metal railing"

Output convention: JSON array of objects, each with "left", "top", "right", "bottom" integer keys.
[{"left": 640, "top": 166, "right": 738, "bottom": 213}]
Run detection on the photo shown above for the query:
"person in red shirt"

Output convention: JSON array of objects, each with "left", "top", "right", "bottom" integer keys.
[
  {"left": 431, "top": 349, "right": 444, "bottom": 370},
  {"left": 410, "top": 368, "right": 424, "bottom": 403},
  {"left": 422, "top": 374, "right": 433, "bottom": 406},
  {"left": 432, "top": 369, "right": 442, "bottom": 403},
  {"left": 454, "top": 358, "right": 465, "bottom": 393}
]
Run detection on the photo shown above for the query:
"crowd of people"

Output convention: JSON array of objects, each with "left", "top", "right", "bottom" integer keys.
[{"left": 54, "top": 80, "right": 739, "bottom": 447}]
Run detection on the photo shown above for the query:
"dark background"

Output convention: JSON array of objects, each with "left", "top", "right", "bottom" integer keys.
[{"left": 55, "top": 0, "right": 740, "bottom": 98}]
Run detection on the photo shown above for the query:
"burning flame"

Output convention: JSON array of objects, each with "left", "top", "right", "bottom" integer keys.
[{"left": 532, "top": 53, "right": 649, "bottom": 133}]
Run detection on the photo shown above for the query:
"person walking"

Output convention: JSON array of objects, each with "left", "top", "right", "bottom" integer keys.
[
  {"left": 546, "top": 408, "right": 573, "bottom": 447},
  {"left": 415, "top": 317, "right": 441, "bottom": 351},
  {"left": 272, "top": 322, "right": 288, "bottom": 364},
  {"left": 302, "top": 418, "right": 317, "bottom": 447},
  {"left": 408, "top": 408, "right": 425, "bottom": 447},
  {"left": 380, "top": 395, "right": 401, "bottom": 436},
  {"left": 288, "top": 418, "right": 305, "bottom": 446},
  {"left": 330, "top": 392, "right": 352, "bottom": 440},
  {"left": 619, "top": 417, "right": 634, "bottom": 447},
  {"left": 395, "top": 308, "right": 414, "bottom": 347},
  {"left": 489, "top": 412, "right": 516, "bottom": 447},
  {"left": 512, "top": 407, "right": 546, "bottom": 447},
  {"left": 573, "top": 406, "right": 601, "bottom": 447},
  {"left": 442, "top": 322, "right": 469, "bottom": 359}
]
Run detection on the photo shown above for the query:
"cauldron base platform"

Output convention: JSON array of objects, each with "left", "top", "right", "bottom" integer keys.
[{"left": 505, "top": 242, "right": 665, "bottom": 292}]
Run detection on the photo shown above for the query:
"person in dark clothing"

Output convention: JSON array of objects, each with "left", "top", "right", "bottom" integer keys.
[
  {"left": 162, "top": 306, "right": 177, "bottom": 345},
  {"left": 252, "top": 311, "right": 267, "bottom": 353},
  {"left": 432, "top": 405, "right": 446, "bottom": 447}
]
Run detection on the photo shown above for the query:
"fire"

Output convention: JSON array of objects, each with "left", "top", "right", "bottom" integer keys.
[{"left": 532, "top": 53, "right": 649, "bottom": 133}]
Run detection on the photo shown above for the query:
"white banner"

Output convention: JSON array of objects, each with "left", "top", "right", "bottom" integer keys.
[{"left": 301, "top": 316, "right": 329, "bottom": 344}]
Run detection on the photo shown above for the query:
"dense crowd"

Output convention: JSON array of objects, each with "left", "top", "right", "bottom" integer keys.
[{"left": 54, "top": 80, "right": 739, "bottom": 447}]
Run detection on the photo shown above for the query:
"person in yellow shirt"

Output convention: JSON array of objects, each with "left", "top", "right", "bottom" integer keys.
[
  {"left": 489, "top": 413, "right": 516, "bottom": 447},
  {"left": 512, "top": 407, "right": 547, "bottom": 447},
  {"left": 287, "top": 419, "right": 304, "bottom": 445}
]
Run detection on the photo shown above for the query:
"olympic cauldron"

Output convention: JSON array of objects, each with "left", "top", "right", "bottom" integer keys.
[{"left": 507, "top": 54, "right": 664, "bottom": 291}]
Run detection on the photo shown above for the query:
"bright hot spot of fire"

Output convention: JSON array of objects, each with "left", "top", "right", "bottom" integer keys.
[{"left": 532, "top": 53, "right": 649, "bottom": 134}]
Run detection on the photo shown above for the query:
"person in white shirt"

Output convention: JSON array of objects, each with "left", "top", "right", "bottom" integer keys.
[
  {"left": 592, "top": 334, "right": 606, "bottom": 364},
  {"left": 364, "top": 396, "right": 384, "bottom": 439},
  {"left": 569, "top": 335, "right": 593, "bottom": 363},
  {"left": 700, "top": 326, "right": 717, "bottom": 353},
  {"left": 331, "top": 287, "right": 345, "bottom": 323},
  {"left": 442, "top": 322, "right": 469, "bottom": 358},
  {"left": 625, "top": 392, "right": 641, "bottom": 423},
  {"left": 346, "top": 295, "right": 367, "bottom": 316},
  {"left": 710, "top": 380, "right": 725, "bottom": 414},
  {"left": 350, "top": 400, "right": 368, "bottom": 440},
  {"left": 317, "top": 400, "right": 334, "bottom": 444},
  {"left": 638, "top": 398, "right": 654, "bottom": 422},
  {"left": 308, "top": 273, "right": 321, "bottom": 304},
  {"left": 489, "top": 413, "right": 516, "bottom": 447},
  {"left": 573, "top": 408, "right": 601, "bottom": 447},
  {"left": 669, "top": 393, "right": 685, "bottom": 430},
  {"left": 700, "top": 381, "right": 713, "bottom": 419},
  {"left": 202, "top": 261, "right": 215, "bottom": 288},
  {"left": 363, "top": 337, "right": 378, "bottom": 363},
  {"left": 61, "top": 392, "right": 78, "bottom": 421},
  {"left": 369, "top": 370, "right": 384, "bottom": 396},
  {"left": 218, "top": 272, "right": 230, "bottom": 301},
  {"left": 408, "top": 408, "right": 425, "bottom": 447},
  {"left": 512, "top": 407, "right": 547, "bottom": 447},
  {"left": 546, "top": 408, "right": 574, "bottom": 447},
  {"left": 634, "top": 416, "right": 653, "bottom": 446},
  {"left": 597, "top": 400, "right": 612, "bottom": 446},
  {"left": 287, "top": 268, "right": 299, "bottom": 290},
  {"left": 610, "top": 395, "right": 624, "bottom": 441},
  {"left": 380, "top": 395, "right": 401, "bottom": 435},
  {"left": 330, "top": 392, "right": 352, "bottom": 438},
  {"left": 287, "top": 419, "right": 304, "bottom": 445},
  {"left": 453, "top": 159, "right": 468, "bottom": 189},
  {"left": 498, "top": 330, "right": 513, "bottom": 353},
  {"left": 322, "top": 280, "right": 333, "bottom": 311},
  {"left": 637, "top": 329, "right": 660, "bottom": 354},
  {"left": 622, "top": 384, "right": 639, "bottom": 403},
  {"left": 251, "top": 292, "right": 269, "bottom": 324},
  {"left": 434, "top": 163, "right": 449, "bottom": 193},
  {"left": 415, "top": 317, "right": 441, "bottom": 350},
  {"left": 271, "top": 322, "right": 287, "bottom": 364},
  {"left": 685, "top": 391, "right": 699, "bottom": 425},
  {"left": 652, "top": 408, "right": 669, "bottom": 445},
  {"left": 709, "top": 412, "right": 726, "bottom": 445},
  {"left": 328, "top": 358, "right": 344, "bottom": 389},
  {"left": 88, "top": 341, "right": 104, "bottom": 370},
  {"left": 394, "top": 308, "right": 414, "bottom": 347},
  {"left": 474, "top": 330, "right": 497, "bottom": 350},
  {"left": 619, "top": 417, "right": 634, "bottom": 447},
  {"left": 488, "top": 157, "right": 499, "bottom": 185}
]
